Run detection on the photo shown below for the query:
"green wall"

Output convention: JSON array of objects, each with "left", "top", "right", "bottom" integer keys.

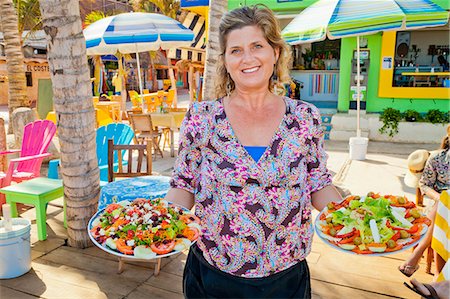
[
  {"left": 228, "top": 0, "right": 319, "bottom": 12},
  {"left": 338, "top": 34, "right": 450, "bottom": 113},
  {"left": 338, "top": 34, "right": 383, "bottom": 112}
]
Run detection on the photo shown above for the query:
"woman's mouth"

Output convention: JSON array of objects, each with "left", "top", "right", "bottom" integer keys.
[{"left": 242, "top": 66, "right": 260, "bottom": 74}]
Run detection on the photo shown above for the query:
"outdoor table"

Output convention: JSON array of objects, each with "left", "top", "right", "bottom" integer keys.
[
  {"left": 150, "top": 111, "right": 186, "bottom": 157},
  {"left": 98, "top": 175, "right": 171, "bottom": 211},
  {"left": 401, "top": 72, "right": 450, "bottom": 87}
]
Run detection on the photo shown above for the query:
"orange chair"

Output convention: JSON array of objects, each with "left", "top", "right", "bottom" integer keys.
[
  {"left": 165, "top": 89, "right": 175, "bottom": 108},
  {"left": 145, "top": 95, "right": 158, "bottom": 113}
]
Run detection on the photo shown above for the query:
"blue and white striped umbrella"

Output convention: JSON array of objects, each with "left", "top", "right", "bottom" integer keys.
[
  {"left": 84, "top": 12, "right": 195, "bottom": 55},
  {"left": 84, "top": 12, "right": 195, "bottom": 95},
  {"left": 282, "top": 0, "right": 449, "bottom": 44}
]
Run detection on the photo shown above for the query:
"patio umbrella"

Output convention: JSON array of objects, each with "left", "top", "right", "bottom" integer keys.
[
  {"left": 282, "top": 0, "right": 449, "bottom": 138},
  {"left": 83, "top": 12, "right": 195, "bottom": 95}
]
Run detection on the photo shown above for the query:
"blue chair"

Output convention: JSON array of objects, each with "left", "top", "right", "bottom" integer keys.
[{"left": 48, "top": 123, "right": 135, "bottom": 182}]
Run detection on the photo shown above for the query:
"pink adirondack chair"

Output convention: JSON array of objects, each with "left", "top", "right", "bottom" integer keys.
[{"left": 0, "top": 120, "right": 56, "bottom": 205}]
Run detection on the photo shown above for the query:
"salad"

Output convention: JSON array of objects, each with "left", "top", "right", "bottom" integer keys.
[
  {"left": 316, "top": 192, "right": 431, "bottom": 255},
  {"left": 89, "top": 198, "right": 200, "bottom": 259}
]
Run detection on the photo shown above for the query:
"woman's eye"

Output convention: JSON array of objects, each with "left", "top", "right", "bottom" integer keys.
[
  {"left": 231, "top": 49, "right": 240, "bottom": 54},
  {"left": 254, "top": 44, "right": 263, "bottom": 49}
]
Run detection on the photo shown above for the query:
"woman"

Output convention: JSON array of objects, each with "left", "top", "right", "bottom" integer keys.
[
  {"left": 399, "top": 125, "right": 450, "bottom": 277},
  {"left": 165, "top": 5, "right": 342, "bottom": 298}
]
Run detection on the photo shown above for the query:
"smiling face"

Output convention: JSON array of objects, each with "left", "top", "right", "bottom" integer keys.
[{"left": 224, "top": 25, "right": 279, "bottom": 93}]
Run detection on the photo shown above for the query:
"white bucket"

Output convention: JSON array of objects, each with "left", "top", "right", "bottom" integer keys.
[
  {"left": 349, "top": 137, "right": 369, "bottom": 160},
  {"left": 0, "top": 218, "right": 31, "bottom": 279}
]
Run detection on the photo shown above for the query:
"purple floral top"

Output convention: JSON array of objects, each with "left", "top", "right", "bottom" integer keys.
[
  {"left": 419, "top": 149, "right": 450, "bottom": 195},
  {"left": 171, "top": 97, "right": 332, "bottom": 278}
]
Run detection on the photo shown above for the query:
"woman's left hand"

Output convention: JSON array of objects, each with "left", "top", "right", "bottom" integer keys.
[{"left": 311, "top": 185, "right": 344, "bottom": 211}]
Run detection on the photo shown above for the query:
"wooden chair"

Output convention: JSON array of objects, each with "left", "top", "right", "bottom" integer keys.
[
  {"left": 48, "top": 123, "right": 134, "bottom": 183},
  {"left": 128, "top": 114, "right": 164, "bottom": 159},
  {"left": 107, "top": 139, "right": 152, "bottom": 182}
]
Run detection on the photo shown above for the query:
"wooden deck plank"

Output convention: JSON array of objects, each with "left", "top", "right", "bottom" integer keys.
[
  {"left": 160, "top": 253, "right": 187, "bottom": 276},
  {"left": 1, "top": 267, "right": 110, "bottom": 299},
  {"left": 38, "top": 246, "right": 153, "bottom": 283},
  {"left": 29, "top": 259, "right": 142, "bottom": 298},
  {"left": 0, "top": 285, "right": 38, "bottom": 299},
  {"left": 144, "top": 271, "right": 183, "bottom": 294},
  {"left": 126, "top": 283, "right": 184, "bottom": 299},
  {"left": 311, "top": 279, "right": 402, "bottom": 299}
]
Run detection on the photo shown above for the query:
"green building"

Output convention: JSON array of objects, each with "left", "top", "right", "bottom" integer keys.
[{"left": 229, "top": 0, "right": 450, "bottom": 114}]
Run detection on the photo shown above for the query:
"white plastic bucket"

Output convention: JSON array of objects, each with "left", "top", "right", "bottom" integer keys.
[
  {"left": 349, "top": 137, "right": 369, "bottom": 160},
  {"left": 0, "top": 218, "right": 31, "bottom": 279}
]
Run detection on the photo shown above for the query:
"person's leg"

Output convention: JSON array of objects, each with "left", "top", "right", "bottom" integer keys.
[
  {"left": 399, "top": 202, "right": 438, "bottom": 276},
  {"left": 410, "top": 278, "right": 450, "bottom": 299},
  {"left": 435, "top": 252, "right": 446, "bottom": 277}
]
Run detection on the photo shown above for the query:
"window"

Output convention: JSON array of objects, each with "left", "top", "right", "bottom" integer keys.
[{"left": 26, "top": 72, "right": 32, "bottom": 87}]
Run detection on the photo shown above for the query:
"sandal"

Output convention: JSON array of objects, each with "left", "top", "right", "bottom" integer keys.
[
  {"left": 404, "top": 282, "right": 440, "bottom": 299},
  {"left": 398, "top": 264, "right": 419, "bottom": 277}
]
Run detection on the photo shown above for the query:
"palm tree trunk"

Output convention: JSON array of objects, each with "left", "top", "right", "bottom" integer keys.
[
  {"left": 39, "top": 0, "right": 100, "bottom": 248},
  {"left": 0, "top": 0, "right": 30, "bottom": 132},
  {"left": 202, "top": 0, "right": 228, "bottom": 101}
]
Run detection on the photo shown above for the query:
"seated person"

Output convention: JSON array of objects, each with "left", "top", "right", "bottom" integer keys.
[{"left": 437, "top": 55, "right": 449, "bottom": 71}]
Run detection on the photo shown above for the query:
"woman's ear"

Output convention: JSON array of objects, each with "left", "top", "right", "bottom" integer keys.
[{"left": 274, "top": 47, "right": 280, "bottom": 63}]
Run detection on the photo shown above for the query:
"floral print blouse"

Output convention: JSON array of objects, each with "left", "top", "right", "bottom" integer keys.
[
  {"left": 171, "top": 97, "right": 332, "bottom": 278},
  {"left": 419, "top": 149, "right": 450, "bottom": 195}
]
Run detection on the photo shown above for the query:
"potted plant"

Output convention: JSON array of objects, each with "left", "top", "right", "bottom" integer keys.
[
  {"left": 379, "top": 108, "right": 402, "bottom": 137},
  {"left": 403, "top": 109, "right": 421, "bottom": 122}
]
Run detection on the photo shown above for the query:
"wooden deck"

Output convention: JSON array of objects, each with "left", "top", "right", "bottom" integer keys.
[{"left": 0, "top": 200, "right": 427, "bottom": 299}]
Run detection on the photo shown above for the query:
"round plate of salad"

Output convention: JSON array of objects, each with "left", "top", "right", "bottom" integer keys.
[
  {"left": 315, "top": 192, "right": 431, "bottom": 256},
  {"left": 88, "top": 198, "right": 200, "bottom": 259}
]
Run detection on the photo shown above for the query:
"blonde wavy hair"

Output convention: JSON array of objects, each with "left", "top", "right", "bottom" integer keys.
[{"left": 215, "top": 5, "right": 292, "bottom": 98}]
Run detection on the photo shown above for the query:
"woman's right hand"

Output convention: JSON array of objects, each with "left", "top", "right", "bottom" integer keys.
[{"left": 164, "top": 188, "right": 195, "bottom": 210}]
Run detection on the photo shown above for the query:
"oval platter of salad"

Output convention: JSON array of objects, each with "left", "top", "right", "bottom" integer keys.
[
  {"left": 315, "top": 192, "right": 431, "bottom": 256},
  {"left": 88, "top": 198, "right": 200, "bottom": 259}
]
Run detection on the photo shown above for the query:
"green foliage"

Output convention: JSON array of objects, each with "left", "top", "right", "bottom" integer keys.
[
  {"left": 131, "top": 0, "right": 180, "bottom": 19},
  {"left": 424, "top": 109, "right": 449, "bottom": 124},
  {"left": 84, "top": 11, "right": 108, "bottom": 27},
  {"left": 379, "top": 108, "right": 402, "bottom": 137},
  {"left": 403, "top": 109, "right": 421, "bottom": 122},
  {"left": 13, "top": 0, "right": 42, "bottom": 37}
]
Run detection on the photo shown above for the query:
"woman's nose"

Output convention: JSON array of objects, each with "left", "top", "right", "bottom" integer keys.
[{"left": 242, "top": 49, "right": 255, "bottom": 62}]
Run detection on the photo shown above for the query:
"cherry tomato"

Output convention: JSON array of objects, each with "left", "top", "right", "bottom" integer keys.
[
  {"left": 391, "top": 231, "right": 401, "bottom": 241},
  {"left": 116, "top": 239, "right": 133, "bottom": 255},
  {"left": 127, "top": 230, "right": 135, "bottom": 239},
  {"left": 105, "top": 203, "right": 122, "bottom": 213},
  {"left": 406, "top": 224, "right": 419, "bottom": 234},
  {"left": 150, "top": 240, "right": 176, "bottom": 255},
  {"left": 336, "top": 228, "right": 357, "bottom": 238}
]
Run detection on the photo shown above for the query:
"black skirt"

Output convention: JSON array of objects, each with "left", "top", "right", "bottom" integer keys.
[{"left": 183, "top": 244, "right": 311, "bottom": 299}]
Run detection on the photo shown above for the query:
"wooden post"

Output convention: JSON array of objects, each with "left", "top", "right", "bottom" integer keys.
[
  {"left": 188, "top": 65, "right": 194, "bottom": 102},
  {"left": 0, "top": 118, "right": 7, "bottom": 172},
  {"left": 167, "top": 58, "right": 177, "bottom": 108}
]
